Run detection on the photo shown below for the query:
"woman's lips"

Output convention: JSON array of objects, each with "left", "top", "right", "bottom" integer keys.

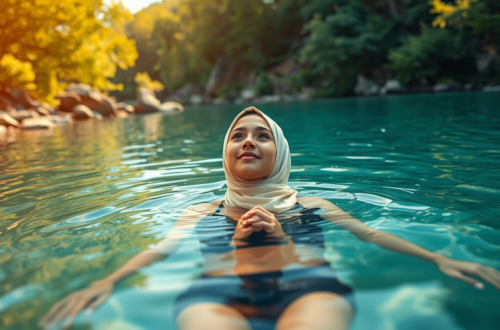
[{"left": 240, "top": 156, "right": 258, "bottom": 160}]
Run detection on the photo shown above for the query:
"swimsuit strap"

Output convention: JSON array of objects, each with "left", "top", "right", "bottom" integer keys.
[
  {"left": 213, "top": 200, "right": 304, "bottom": 216},
  {"left": 211, "top": 200, "right": 225, "bottom": 216}
]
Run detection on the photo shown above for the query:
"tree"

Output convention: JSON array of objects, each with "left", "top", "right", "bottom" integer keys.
[{"left": 0, "top": 0, "right": 137, "bottom": 103}]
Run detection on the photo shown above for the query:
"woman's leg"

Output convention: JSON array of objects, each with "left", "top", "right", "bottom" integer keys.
[
  {"left": 276, "top": 292, "right": 353, "bottom": 330},
  {"left": 176, "top": 302, "right": 252, "bottom": 330}
]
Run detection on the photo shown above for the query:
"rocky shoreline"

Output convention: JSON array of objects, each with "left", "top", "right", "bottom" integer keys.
[{"left": 0, "top": 84, "right": 183, "bottom": 134}]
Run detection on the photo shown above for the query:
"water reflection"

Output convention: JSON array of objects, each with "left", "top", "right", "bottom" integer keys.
[{"left": 1, "top": 93, "right": 500, "bottom": 329}]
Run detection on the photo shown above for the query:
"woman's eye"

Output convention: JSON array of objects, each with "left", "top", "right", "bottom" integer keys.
[
  {"left": 232, "top": 133, "right": 243, "bottom": 139},
  {"left": 259, "top": 133, "right": 270, "bottom": 139}
]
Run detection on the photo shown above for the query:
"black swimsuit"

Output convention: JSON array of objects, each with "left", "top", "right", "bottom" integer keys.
[{"left": 174, "top": 201, "right": 355, "bottom": 329}]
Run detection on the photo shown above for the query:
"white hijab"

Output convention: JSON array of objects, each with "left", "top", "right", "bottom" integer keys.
[{"left": 222, "top": 106, "right": 298, "bottom": 213}]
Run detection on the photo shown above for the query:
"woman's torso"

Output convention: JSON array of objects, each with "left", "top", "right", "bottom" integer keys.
[{"left": 195, "top": 200, "right": 329, "bottom": 277}]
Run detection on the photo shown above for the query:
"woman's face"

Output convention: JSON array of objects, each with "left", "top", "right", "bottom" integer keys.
[{"left": 226, "top": 114, "right": 276, "bottom": 181}]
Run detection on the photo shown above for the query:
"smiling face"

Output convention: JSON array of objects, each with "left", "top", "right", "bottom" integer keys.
[{"left": 226, "top": 113, "right": 277, "bottom": 181}]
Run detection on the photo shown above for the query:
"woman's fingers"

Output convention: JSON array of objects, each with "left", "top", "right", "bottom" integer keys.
[
  {"left": 478, "top": 267, "right": 500, "bottom": 290},
  {"left": 446, "top": 269, "right": 484, "bottom": 289},
  {"left": 39, "top": 296, "right": 71, "bottom": 327},
  {"left": 253, "top": 221, "right": 272, "bottom": 232},
  {"left": 62, "top": 298, "right": 90, "bottom": 330},
  {"left": 245, "top": 209, "right": 274, "bottom": 223},
  {"left": 242, "top": 216, "right": 266, "bottom": 227},
  {"left": 48, "top": 296, "right": 82, "bottom": 329},
  {"left": 86, "top": 293, "right": 109, "bottom": 315},
  {"left": 241, "top": 206, "right": 273, "bottom": 220}
]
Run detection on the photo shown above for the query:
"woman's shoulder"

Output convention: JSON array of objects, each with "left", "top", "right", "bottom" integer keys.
[
  {"left": 297, "top": 196, "right": 339, "bottom": 210},
  {"left": 186, "top": 200, "right": 222, "bottom": 215}
]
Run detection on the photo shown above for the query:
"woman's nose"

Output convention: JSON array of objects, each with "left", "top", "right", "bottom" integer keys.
[{"left": 242, "top": 136, "right": 256, "bottom": 148}]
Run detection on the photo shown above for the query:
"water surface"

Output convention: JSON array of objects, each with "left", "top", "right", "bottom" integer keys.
[{"left": 1, "top": 92, "right": 500, "bottom": 329}]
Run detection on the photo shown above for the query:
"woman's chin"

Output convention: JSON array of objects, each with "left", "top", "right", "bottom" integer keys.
[{"left": 234, "top": 171, "right": 269, "bottom": 181}]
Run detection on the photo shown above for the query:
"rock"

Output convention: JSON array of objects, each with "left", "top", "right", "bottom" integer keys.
[
  {"left": 46, "top": 115, "right": 73, "bottom": 124},
  {"left": 380, "top": 80, "right": 404, "bottom": 95},
  {"left": 135, "top": 88, "right": 161, "bottom": 113},
  {"left": 116, "top": 102, "right": 134, "bottom": 114},
  {"left": 10, "top": 110, "right": 39, "bottom": 122},
  {"left": 190, "top": 95, "right": 204, "bottom": 105},
  {"left": 117, "top": 110, "right": 129, "bottom": 118},
  {"left": 212, "top": 99, "right": 230, "bottom": 105},
  {"left": 7, "top": 88, "right": 41, "bottom": 109},
  {"left": 72, "top": 105, "right": 94, "bottom": 120},
  {"left": 254, "top": 95, "right": 280, "bottom": 103},
  {"left": 64, "top": 83, "right": 118, "bottom": 117},
  {"left": 80, "top": 91, "right": 117, "bottom": 117},
  {"left": 298, "top": 87, "right": 316, "bottom": 100},
  {"left": 354, "top": 75, "right": 379, "bottom": 96},
  {"left": 0, "top": 95, "right": 15, "bottom": 110},
  {"left": 0, "top": 114, "right": 20, "bottom": 127},
  {"left": 433, "top": 84, "right": 451, "bottom": 92},
  {"left": 21, "top": 117, "right": 54, "bottom": 129},
  {"left": 159, "top": 101, "right": 184, "bottom": 112},
  {"left": 34, "top": 106, "right": 51, "bottom": 116},
  {"left": 205, "top": 57, "right": 245, "bottom": 97},
  {"left": 55, "top": 92, "right": 82, "bottom": 112},
  {"left": 267, "top": 56, "right": 301, "bottom": 95},
  {"left": 483, "top": 85, "right": 500, "bottom": 92},
  {"left": 240, "top": 89, "right": 255, "bottom": 101},
  {"left": 281, "top": 95, "right": 297, "bottom": 102},
  {"left": 92, "top": 111, "right": 103, "bottom": 120},
  {"left": 464, "top": 83, "right": 474, "bottom": 91},
  {"left": 433, "top": 81, "right": 462, "bottom": 92}
]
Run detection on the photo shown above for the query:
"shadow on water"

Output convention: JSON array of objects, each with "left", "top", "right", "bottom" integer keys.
[{"left": 1, "top": 92, "right": 500, "bottom": 329}]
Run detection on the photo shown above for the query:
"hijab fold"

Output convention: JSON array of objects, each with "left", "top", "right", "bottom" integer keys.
[{"left": 222, "top": 106, "right": 298, "bottom": 213}]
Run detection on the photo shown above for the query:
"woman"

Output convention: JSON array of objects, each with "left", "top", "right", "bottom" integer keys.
[{"left": 40, "top": 107, "right": 500, "bottom": 330}]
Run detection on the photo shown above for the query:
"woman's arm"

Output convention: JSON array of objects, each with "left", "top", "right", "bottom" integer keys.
[
  {"left": 40, "top": 201, "right": 219, "bottom": 329},
  {"left": 298, "top": 196, "right": 500, "bottom": 290}
]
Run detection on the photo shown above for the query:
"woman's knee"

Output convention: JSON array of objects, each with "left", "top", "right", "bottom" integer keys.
[
  {"left": 276, "top": 292, "right": 353, "bottom": 330},
  {"left": 176, "top": 303, "right": 251, "bottom": 330}
]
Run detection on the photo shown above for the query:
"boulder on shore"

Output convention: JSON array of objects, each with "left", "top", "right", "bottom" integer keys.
[
  {"left": 354, "top": 75, "right": 379, "bottom": 96},
  {"left": 0, "top": 114, "right": 20, "bottom": 128},
  {"left": 159, "top": 101, "right": 184, "bottom": 112},
  {"left": 135, "top": 88, "right": 161, "bottom": 113},
  {"left": 55, "top": 92, "right": 82, "bottom": 112},
  {"left": 10, "top": 110, "right": 40, "bottom": 122},
  {"left": 63, "top": 83, "right": 118, "bottom": 117},
  {"left": 72, "top": 105, "right": 94, "bottom": 120},
  {"left": 135, "top": 88, "right": 183, "bottom": 113},
  {"left": 21, "top": 118, "right": 54, "bottom": 129},
  {"left": 116, "top": 102, "right": 135, "bottom": 114},
  {"left": 46, "top": 115, "right": 73, "bottom": 124},
  {"left": 380, "top": 80, "right": 404, "bottom": 94}
]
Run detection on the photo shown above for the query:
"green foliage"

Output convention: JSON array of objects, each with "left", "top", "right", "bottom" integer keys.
[
  {"left": 0, "top": 0, "right": 137, "bottom": 103},
  {"left": 387, "top": 24, "right": 464, "bottom": 84},
  {"left": 254, "top": 72, "right": 274, "bottom": 96},
  {"left": 300, "top": 2, "right": 396, "bottom": 95}
]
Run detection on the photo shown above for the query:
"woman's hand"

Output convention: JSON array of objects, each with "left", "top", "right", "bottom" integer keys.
[
  {"left": 240, "top": 206, "right": 285, "bottom": 236},
  {"left": 39, "top": 280, "right": 113, "bottom": 329},
  {"left": 436, "top": 257, "right": 500, "bottom": 290}
]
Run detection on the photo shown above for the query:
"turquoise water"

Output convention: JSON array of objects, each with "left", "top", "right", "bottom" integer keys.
[{"left": 1, "top": 92, "right": 500, "bottom": 329}]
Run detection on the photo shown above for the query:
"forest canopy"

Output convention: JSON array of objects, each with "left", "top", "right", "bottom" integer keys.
[{"left": 1, "top": 0, "right": 499, "bottom": 103}]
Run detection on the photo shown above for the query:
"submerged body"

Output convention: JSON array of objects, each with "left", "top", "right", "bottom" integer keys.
[{"left": 169, "top": 198, "right": 354, "bottom": 329}]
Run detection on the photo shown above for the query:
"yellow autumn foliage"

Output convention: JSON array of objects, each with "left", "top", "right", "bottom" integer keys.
[
  {"left": 431, "top": 0, "right": 477, "bottom": 28},
  {"left": 134, "top": 72, "right": 164, "bottom": 92},
  {"left": 0, "top": 0, "right": 138, "bottom": 103}
]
